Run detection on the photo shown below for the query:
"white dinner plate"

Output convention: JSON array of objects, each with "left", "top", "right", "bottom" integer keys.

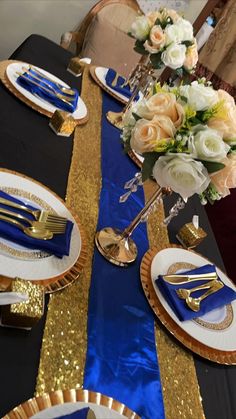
[
  {"left": 6, "top": 62, "right": 87, "bottom": 120},
  {"left": 0, "top": 170, "right": 81, "bottom": 282},
  {"left": 151, "top": 248, "right": 236, "bottom": 351}
]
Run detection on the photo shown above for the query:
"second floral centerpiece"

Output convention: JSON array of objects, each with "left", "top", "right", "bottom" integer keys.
[{"left": 122, "top": 79, "right": 236, "bottom": 203}]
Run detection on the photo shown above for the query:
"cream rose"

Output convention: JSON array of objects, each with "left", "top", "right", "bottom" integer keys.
[
  {"left": 176, "top": 18, "right": 194, "bottom": 41},
  {"left": 208, "top": 90, "right": 236, "bottom": 143},
  {"left": 144, "top": 25, "right": 166, "bottom": 53},
  {"left": 130, "top": 115, "right": 175, "bottom": 154},
  {"left": 161, "top": 44, "right": 186, "bottom": 69},
  {"left": 189, "top": 128, "right": 230, "bottom": 161},
  {"left": 140, "top": 92, "right": 184, "bottom": 128},
  {"left": 130, "top": 16, "right": 150, "bottom": 41},
  {"left": 147, "top": 11, "right": 162, "bottom": 26},
  {"left": 152, "top": 154, "right": 210, "bottom": 199},
  {"left": 167, "top": 9, "right": 181, "bottom": 23},
  {"left": 179, "top": 81, "right": 218, "bottom": 111},
  {"left": 211, "top": 154, "right": 236, "bottom": 197},
  {"left": 184, "top": 41, "right": 198, "bottom": 71}
]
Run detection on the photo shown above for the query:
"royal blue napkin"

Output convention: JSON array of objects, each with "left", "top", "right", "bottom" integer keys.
[
  {"left": 54, "top": 407, "right": 91, "bottom": 419},
  {"left": 156, "top": 264, "right": 236, "bottom": 321},
  {"left": 0, "top": 190, "right": 73, "bottom": 258},
  {"left": 16, "top": 68, "right": 79, "bottom": 113},
  {"left": 105, "top": 68, "right": 138, "bottom": 99}
]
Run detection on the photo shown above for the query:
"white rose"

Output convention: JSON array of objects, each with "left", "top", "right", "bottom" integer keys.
[
  {"left": 179, "top": 81, "right": 218, "bottom": 111},
  {"left": 176, "top": 18, "right": 194, "bottom": 41},
  {"left": 165, "top": 24, "right": 183, "bottom": 44},
  {"left": 161, "top": 44, "right": 186, "bottom": 69},
  {"left": 130, "top": 16, "right": 150, "bottom": 41},
  {"left": 152, "top": 154, "right": 210, "bottom": 199},
  {"left": 189, "top": 128, "right": 230, "bottom": 161}
]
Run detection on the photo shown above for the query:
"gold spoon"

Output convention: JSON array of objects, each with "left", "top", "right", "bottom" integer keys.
[
  {"left": 185, "top": 279, "right": 224, "bottom": 312},
  {"left": 0, "top": 214, "right": 53, "bottom": 240},
  {"left": 176, "top": 280, "right": 214, "bottom": 299}
]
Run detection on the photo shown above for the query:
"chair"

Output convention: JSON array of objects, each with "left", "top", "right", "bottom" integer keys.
[{"left": 60, "top": 0, "right": 143, "bottom": 77}]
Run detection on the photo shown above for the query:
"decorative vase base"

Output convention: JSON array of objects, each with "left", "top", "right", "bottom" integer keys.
[
  {"left": 95, "top": 227, "right": 137, "bottom": 267},
  {"left": 106, "top": 111, "right": 124, "bottom": 130}
]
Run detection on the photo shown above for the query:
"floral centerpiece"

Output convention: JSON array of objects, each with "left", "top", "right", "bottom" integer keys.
[
  {"left": 130, "top": 8, "right": 198, "bottom": 73},
  {"left": 122, "top": 79, "right": 236, "bottom": 203}
]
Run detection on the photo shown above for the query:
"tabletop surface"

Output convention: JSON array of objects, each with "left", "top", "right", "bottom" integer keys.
[{"left": 0, "top": 34, "right": 235, "bottom": 419}]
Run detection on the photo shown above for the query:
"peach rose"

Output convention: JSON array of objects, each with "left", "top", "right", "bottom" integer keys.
[
  {"left": 147, "top": 11, "right": 162, "bottom": 26},
  {"left": 208, "top": 90, "right": 236, "bottom": 143},
  {"left": 140, "top": 92, "right": 184, "bottom": 128},
  {"left": 167, "top": 9, "right": 181, "bottom": 23},
  {"left": 144, "top": 25, "right": 166, "bottom": 54},
  {"left": 183, "top": 41, "right": 198, "bottom": 71},
  {"left": 210, "top": 154, "right": 236, "bottom": 197},
  {"left": 130, "top": 115, "right": 175, "bottom": 154}
]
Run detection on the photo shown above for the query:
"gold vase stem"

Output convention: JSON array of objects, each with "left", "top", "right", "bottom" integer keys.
[{"left": 122, "top": 186, "right": 162, "bottom": 238}]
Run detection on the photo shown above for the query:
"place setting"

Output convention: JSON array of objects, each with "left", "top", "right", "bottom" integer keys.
[
  {"left": 0, "top": 168, "right": 87, "bottom": 297},
  {"left": 140, "top": 244, "right": 236, "bottom": 364},
  {"left": 0, "top": 60, "right": 88, "bottom": 127}
]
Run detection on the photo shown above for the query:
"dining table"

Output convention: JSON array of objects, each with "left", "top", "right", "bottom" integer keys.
[{"left": 0, "top": 34, "right": 236, "bottom": 419}]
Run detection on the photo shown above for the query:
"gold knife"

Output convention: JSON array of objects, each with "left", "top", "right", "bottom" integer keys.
[{"left": 162, "top": 271, "right": 218, "bottom": 285}]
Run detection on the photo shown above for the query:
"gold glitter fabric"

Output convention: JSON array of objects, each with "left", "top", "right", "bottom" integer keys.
[
  {"left": 144, "top": 182, "right": 205, "bottom": 419},
  {"left": 36, "top": 67, "right": 102, "bottom": 394}
]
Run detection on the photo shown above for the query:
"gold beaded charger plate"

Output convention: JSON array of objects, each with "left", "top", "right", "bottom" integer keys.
[
  {"left": 3, "top": 388, "right": 140, "bottom": 419},
  {"left": 90, "top": 66, "right": 143, "bottom": 105},
  {"left": 140, "top": 244, "right": 236, "bottom": 364},
  {"left": 0, "top": 169, "right": 87, "bottom": 293},
  {"left": 1, "top": 60, "right": 88, "bottom": 124}
]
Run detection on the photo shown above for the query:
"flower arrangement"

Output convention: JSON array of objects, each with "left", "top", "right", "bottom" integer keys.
[
  {"left": 122, "top": 79, "right": 236, "bottom": 203},
  {"left": 129, "top": 8, "right": 198, "bottom": 72}
]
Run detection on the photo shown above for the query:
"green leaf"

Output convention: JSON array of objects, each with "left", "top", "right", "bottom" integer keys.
[
  {"left": 127, "top": 31, "right": 135, "bottom": 38},
  {"left": 201, "top": 161, "right": 225, "bottom": 174},
  {"left": 132, "top": 112, "right": 142, "bottom": 121},
  {"left": 150, "top": 52, "right": 163, "bottom": 69},
  {"left": 142, "top": 152, "right": 160, "bottom": 181},
  {"left": 180, "top": 95, "right": 188, "bottom": 103},
  {"left": 155, "top": 18, "right": 163, "bottom": 26},
  {"left": 134, "top": 40, "right": 149, "bottom": 55},
  {"left": 189, "top": 116, "right": 202, "bottom": 125},
  {"left": 182, "top": 40, "right": 193, "bottom": 48}
]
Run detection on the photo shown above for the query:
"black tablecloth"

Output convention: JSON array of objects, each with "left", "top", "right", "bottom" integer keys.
[{"left": 0, "top": 34, "right": 235, "bottom": 418}]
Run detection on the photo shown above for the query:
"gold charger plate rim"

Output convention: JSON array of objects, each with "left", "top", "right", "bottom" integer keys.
[
  {"left": 0, "top": 168, "right": 88, "bottom": 294},
  {"left": 140, "top": 244, "right": 236, "bottom": 365},
  {"left": 3, "top": 388, "right": 140, "bottom": 419},
  {"left": 0, "top": 60, "right": 89, "bottom": 125}
]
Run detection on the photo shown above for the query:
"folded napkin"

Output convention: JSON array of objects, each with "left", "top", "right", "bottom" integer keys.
[
  {"left": 0, "top": 190, "right": 73, "bottom": 258},
  {"left": 55, "top": 407, "right": 93, "bottom": 419},
  {"left": 16, "top": 68, "right": 79, "bottom": 113},
  {"left": 105, "top": 68, "right": 138, "bottom": 99},
  {"left": 156, "top": 264, "right": 236, "bottom": 321}
]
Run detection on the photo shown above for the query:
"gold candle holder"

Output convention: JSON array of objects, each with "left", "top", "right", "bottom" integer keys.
[
  {"left": 177, "top": 217, "right": 207, "bottom": 249},
  {"left": 49, "top": 110, "right": 77, "bottom": 136},
  {"left": 67, "top": 57, "right": 87, "bottom": 77},
  {"left": 1, "top": 278, "right": 45, "bottom": 328}
]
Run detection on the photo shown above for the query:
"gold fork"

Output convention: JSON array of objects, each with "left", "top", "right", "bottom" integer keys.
[
  {"left": 28, "top": 66, "right": 75, "bottom": 96},
  {"left": 0, "top": 214, "right": 53, "bottom": 240},
  {"left": 0, "top": 207, "right": 66, "bottom": 234},
  {"left": 0, "top": 197, "right": 67, "bottom": 224},
  {"left": 16, "top": 72, "right": 75, "bottom": 107},
  {"left": 176, "top": 281, "right": 214, "bottom": 299},
  {"left": 111, "top": 72, "right": 120, "bottom": 87}
]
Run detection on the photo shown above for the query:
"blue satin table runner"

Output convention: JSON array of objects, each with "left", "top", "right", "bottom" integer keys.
[{"left": 83, "top": 93, "right": 165, "bottom": 419}]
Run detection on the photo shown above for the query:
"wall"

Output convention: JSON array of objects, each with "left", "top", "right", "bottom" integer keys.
[{"left": 0, "top": 0, "right": 208, "bottom": 60}]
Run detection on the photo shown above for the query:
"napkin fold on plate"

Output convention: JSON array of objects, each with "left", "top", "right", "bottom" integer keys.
[
  {"left": 16, "top": 68, "right": 79, "bottom": 113},
  {"left": 105, "top": 68, "right": 138, "bottom": 99},
  {"left": 54, "top": 407, "right": 95, "bottom": 419},
  {"left": 0, "top": 190, "right": 73, "bottom": 258},
  {"left": 156, "top": 264, "right": 236, "bottom": 321}
]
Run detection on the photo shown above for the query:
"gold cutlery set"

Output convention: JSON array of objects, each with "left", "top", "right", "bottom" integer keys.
[
  {"left": 163, "top": 272, "right": 224, "bottom": 312},
  {"left": 16, "top": 66, "right": 76, "bottom": 109},
  {"left": 0, "top": 197, "right": 67, "bottom": 240}
]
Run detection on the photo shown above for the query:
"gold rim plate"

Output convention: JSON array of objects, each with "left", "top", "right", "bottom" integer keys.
[
  {"left": 3, "top": 388, "right": 140, "bottom": 419},
  {"left": 90, "top": 66, "right": 128, "bottom": 105},
  {"left": 0, "top": 168, "right": 87, "bottom": 294},
  {"left": 140, "top": 244, "right": 236, "bottom": 364},
  {"left": 0, "top": 60, "right": 89, "bottom": 125}
]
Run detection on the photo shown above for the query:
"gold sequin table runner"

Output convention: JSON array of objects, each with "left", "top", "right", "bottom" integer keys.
[{"left": 36, "top": 68, "right": 205, "bottom": 419}]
